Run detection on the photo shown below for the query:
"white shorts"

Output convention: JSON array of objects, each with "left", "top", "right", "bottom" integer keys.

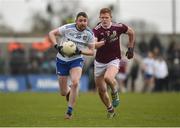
[{"left": 94, "top": 59, "right": 120, "bottom": 77}]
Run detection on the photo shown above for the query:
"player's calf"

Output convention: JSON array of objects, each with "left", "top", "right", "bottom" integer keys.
[{"left": 66, "top": 91, "right": 70, "bottom": 101}]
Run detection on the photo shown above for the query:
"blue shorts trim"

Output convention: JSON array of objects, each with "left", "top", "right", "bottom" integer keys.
[
  {"left": 144, "top": 73, "right": 153, "bottom": 79},
  {"left": 56, "top": 58, "right": 84, "bottom": 76}
]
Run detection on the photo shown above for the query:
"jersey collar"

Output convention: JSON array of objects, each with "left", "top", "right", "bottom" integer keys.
[{"left": 101, "top": 22, "right": 112, "bottom": 29}]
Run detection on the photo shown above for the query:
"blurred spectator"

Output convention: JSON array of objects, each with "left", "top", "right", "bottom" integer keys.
[
  {"left": 127, "top": 57, "right": 140, "bottom": 92},
  {"left": 167, "top": 39, "right": 176, "bottom": 61},
  {"left": 149, "top": 34, "right": 163, "bottom": 54},
  {"left": 153, "top": 56, "right": 169, "bottom": 92},
  {"left": 42, "top": 47, "right": 56, "bottom": 74},
  {"left": 8, "top": 42, "right": 27, "bottom": 74},
  {"left": 0, "top": 49, "right": 5, "bottom": 74},
  {"left": 28, "top": 48, "right": 42, "bottom": 74},
  {"left": 166, "top": 40, "right": 180, "bottom": 91},
  {"left": 116, "top": 58, "right": 128, "bottom": 93},
  {"left": 141, "top": 51, "right": 155, "bottom": 92},
  {"left": 28, "top": 37, "right": 53, "bottom": 74},
  {"left": 31, "top": 38, "right": 51, "bottom": 52},
  {"left": 138, "top": 36, "right": 149, "bottom": 57}
]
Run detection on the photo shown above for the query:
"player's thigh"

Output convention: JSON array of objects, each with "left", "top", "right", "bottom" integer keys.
[
  {"left": 58, "top": 75, "right": 68, "bottom": 90},
  {"left": 104, "top": 59, "right": 120, "bottom": 79},
  {"left": 70, "top": 67, "right": 82, "bottom": 84},
  {"left": 69, "top": 58, "right": 84, "bottom": 84},
  {"left": 104, "top": 65, "right": 119, "bottom": 79},
  {"left": 95, "top": 75, "right": 107, "bottom": 91},
  {"left": 69, "top": 58, "right": 83, "bottom": 84}
]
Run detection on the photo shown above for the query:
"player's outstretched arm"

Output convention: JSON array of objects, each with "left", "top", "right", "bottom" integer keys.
[
  {"left": 94, "top": 38, "right": 105, "bottom": 49},
  {"left": 49, "top": 28, "right": 61, "bottom": 46},
  {"left": 125, "top": 26, "right": 135, "bottom": 59},
  {"left": 95, "top": 41, "right": 105, "bottom": 49},
  {"left": 49, "top": 28, "right": 65, "bottom": 56},
  {"left": 80, "top": 42, "right": 95, "bottom": 56},
  {"left": 126, "top": 26, "right": 135, "bottom": 49}
]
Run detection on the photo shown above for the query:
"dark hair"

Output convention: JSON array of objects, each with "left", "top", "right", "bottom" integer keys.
[
  {"left": 100, "top": 8, "right": 112, "bottom": 17},
  {"left": 76, "top": 12, "right": 88, "bottom": 20}
]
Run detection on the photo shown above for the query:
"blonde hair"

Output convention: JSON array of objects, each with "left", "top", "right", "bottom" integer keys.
[{"left": 100, "top": 8, "right": 112, "bottom": 17}]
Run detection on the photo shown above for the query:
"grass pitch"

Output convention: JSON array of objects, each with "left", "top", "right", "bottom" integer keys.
[{"left": 0, "top": 92, "right": 180, "bottom": 127}]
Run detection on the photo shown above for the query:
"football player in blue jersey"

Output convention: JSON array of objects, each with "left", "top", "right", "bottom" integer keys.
[{"left": 49, "top": 12, "right": 95, "bottom": 119}]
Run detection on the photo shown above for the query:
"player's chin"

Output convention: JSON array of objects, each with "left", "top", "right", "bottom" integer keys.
[
  {"left": 79, "top": 26, "right": 86, "bottom": 31},
  {"left": 102, "top": 23, "right": 108, "bottom": 27}
]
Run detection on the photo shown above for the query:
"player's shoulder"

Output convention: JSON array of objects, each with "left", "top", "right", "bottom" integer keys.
[
  {"left": 63, "top": 23, "right": 76, "bottom": 29},
  {"left": 112, "top": 22, "right": 127, "bottom": 28},
  {"left": 85, "top": 26, "right": 94, "bottom": 35},
  {"left": 93, "top": 22, "right": 102, "bottom": 30}
]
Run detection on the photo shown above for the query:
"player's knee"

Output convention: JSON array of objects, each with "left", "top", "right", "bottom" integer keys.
[
  {"left": 60, "top": 91, "right": 67, "bottom": 96},
  {"left": 104, "top": 76, "right": 113, "bottom": 85},
  {"left": 71, "top": 80, "right": 79, "bottom": 89},
  {"left": 98, "top": 87, "right": 107, "bottom": 94}
]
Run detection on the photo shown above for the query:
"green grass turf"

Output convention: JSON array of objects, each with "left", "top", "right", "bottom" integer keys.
[{"left": 0, "top": 92, "right": 180, "bottom": 127}]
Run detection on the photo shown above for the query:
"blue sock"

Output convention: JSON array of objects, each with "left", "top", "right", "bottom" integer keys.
[{"left": 66, "top": 106, "right": 73, "bottom": 116}]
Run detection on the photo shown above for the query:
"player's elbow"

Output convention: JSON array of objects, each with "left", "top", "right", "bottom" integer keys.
[
  {"left": 127, "top": 27, "right": 135, "bottom": 36},
  {"left": 90, "top": 51, "right": 95, "bottom": 56},
  {"left": 131, "top": 29, "right": 135, "bottom": 37},
  {"left": 87, "top": 49, "right": 95, "bottom": 56},
  {"left": 48, "top": 31, "right": 54, "bottom": 38},
  {"left": 87, "top": 50, "right": 94, "bottom": 56}
]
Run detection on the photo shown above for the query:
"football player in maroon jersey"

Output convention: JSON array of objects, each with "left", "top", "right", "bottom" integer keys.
[{"left": 93, "top": 8, "right": 135, "bottom": 118}]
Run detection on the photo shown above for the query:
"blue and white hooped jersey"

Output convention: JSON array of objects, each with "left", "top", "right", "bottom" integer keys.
[{"left": 57, "top": 23, "right": 94, "bottom": 62}]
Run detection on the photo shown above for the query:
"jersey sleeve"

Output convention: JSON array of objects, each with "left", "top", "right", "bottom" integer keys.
[
  {"left": 118, "top": 23, "right": 128, "bottom": 34},
  {"left": 86, "top": 28, "right": 95, "bottom": 44},
  {"left": 92, "top": 29, "right": 96, "bottom": 37},
  {"left": 58, "top": 25, "right": 66, "bottom": 36},
  {"left": 92, "top": 28, "right": 99, "bottom": 39},
  {"left": 88, "top": 33, "right": 95, "bottom": 44},
  {"left": 93, "top": 24, "right": 102, "bottom": 41}
]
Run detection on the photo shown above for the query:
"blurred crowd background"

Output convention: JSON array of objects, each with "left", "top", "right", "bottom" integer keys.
[{"left": 0, "top": 0, "right": 179, "bottom": 92}]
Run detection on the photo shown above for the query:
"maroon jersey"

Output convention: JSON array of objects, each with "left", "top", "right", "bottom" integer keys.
[{"left": 93, "top": 22, "right": 128, "bottom": 63}]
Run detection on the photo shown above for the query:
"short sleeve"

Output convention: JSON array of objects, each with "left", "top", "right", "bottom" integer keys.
[
  {"left": 118, "top": 23, "right": 128, "bottom": 34},
  {"left": 93, "top": 28, "right": 98, "bottom": 38},
  {"left": 58, "top": 25, "right": 66, "bottom": 36},
  {"left": 88, "top": 33, "right": 95, "bottom": 44}
]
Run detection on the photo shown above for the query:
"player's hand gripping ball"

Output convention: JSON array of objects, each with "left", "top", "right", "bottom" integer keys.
[{"left": 62, "top": 41, "right": 77, "bottom": 56}]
